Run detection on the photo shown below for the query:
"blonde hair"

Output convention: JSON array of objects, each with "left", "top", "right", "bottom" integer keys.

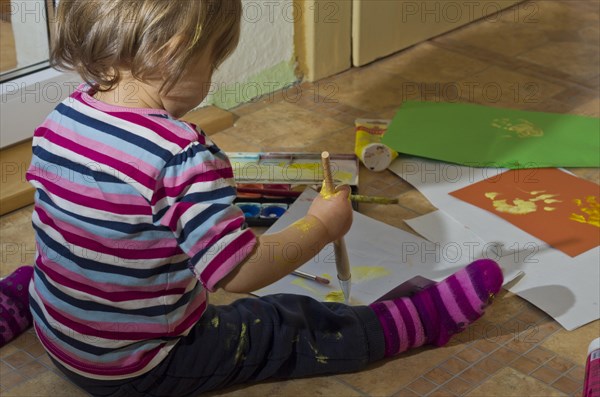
[{"left": 51, "top": 0, "right": 242, "bottom": 93}]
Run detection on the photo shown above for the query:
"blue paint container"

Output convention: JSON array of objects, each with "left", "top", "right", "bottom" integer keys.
[
  {"left": 260, "top": 204, "right": 288, "bottom": 219},
  {"left": 237, "top": 203, "right": 261, "bottom": 219}
]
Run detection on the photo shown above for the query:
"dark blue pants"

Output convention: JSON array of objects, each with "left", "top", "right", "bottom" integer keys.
[{"left": 54, "top": 294, "right": 386, "bottom": 397}]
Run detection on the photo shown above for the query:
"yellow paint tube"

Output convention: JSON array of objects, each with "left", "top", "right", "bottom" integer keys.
[{"left": 354, "top": 119, "right": 397, "bottom": 172}]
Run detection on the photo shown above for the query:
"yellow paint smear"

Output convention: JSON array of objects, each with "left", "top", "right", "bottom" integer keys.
[
  {"left": 279, "top": 162, "right": 321, "bottom": 172},
  {"left": 491, "top": 118, "right": 544, "bottom": 138},
  {"left": 352, "top": 266, "right": 391, "bottom": 281},
  {"left": 306, "top": 341, "right": 329, "bottom": 364},
  {"left": 334, "top": 171, "right": 354, "bottom": 184},
  {"left": 543, "top": 199, "right": 562, "bottom": 204},
  {"left": 571, "top": 196, "right": 599, "bottom": 227},
  {"left": 291, "top": 278, "right": 320, "bottom": 294},
  {"left": 234, "top": 323, "right": 248, "bottom": 363},
  {"left": 485, "top": 192, "right": 499, "bottom": 200},
  {"left": 316, "top": 354, "right": 329, "bottom": 364},
  {"left": 529, "top": 194, "right": 559, "bottom": 202},
  {"left": 291, "top": 218, "right": 313, "bottom": 233},
  {"left": 324, "top": 291, "right": 345, "bottom": 302},
  {"left": 492, "top": 198, "right": 537, "bottom": 215}
]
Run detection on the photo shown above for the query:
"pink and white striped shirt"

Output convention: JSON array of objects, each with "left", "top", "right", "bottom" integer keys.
[{"left": 26, "top": 85, "right": 256, "bottom": 380}]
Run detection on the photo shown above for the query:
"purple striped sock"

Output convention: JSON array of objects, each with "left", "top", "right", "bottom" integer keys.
[
  {"left": 370, "top": 259, "right": 503, "bottom": 356},
  {"left": 0, "top": 266, "right": 34, "bottom": 348}
]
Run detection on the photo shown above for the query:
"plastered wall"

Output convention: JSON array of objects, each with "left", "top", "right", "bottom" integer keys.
[{"left": 202, "top": 0, "right": 298, "bottom": 109}]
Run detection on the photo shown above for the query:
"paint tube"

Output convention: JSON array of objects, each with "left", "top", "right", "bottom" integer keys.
[
  {"left": 584, "top": 337, "right": 600, "bottom": 397},
  {"left": 354, "top": 119, "right": 397, "bottom": 172}
]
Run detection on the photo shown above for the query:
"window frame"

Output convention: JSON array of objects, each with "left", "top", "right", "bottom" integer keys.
[{"left": 0, "top": 0, "right": 79, "bottom": 149}]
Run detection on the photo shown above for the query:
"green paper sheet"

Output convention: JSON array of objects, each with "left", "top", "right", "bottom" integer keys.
[{"left": 382, "top": 101, "right": 600, "bottom": 168}]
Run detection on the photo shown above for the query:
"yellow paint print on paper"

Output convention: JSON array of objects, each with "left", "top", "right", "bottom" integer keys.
[
  {"left": 491, "top": 118, "right": 544, "bottom": 138},
  {"left": 485, "top": 190, "right": 562, "bottom": 215},
  {"left": 570, "top": 196, "right": 599, "bottom": 228},
  {"left": 450, "top": 169, "right": 600, "bottom": 257}
]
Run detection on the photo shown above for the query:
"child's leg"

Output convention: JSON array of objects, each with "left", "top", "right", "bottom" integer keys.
[
  {"left": 57, "top": 293, "right": 385, "bottom": 397},
  {"left": 370, "top": 259, "right": 503, "bottom": 356},
  {"left": 0, "top": 266, "right": 34, "bottom": 347},
  {"left": 56, "top": 259, "right": 502, "bottom": 397},
  {"left": 127, "top": 294, "right": 386, "bottom": 396}
]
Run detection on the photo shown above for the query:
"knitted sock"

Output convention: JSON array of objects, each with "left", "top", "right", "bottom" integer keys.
[
  {"left": 370, "top": 259, "right": 503, "bottom": 357},
  {"left": 0, "top": 266, "right": 34, "bottom": 347}
]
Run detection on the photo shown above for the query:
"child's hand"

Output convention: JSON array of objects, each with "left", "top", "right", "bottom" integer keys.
[{"left": 307, "top": 185, "right": 353, "bottom": 241}]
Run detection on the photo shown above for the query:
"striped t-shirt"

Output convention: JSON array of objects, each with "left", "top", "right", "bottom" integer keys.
[{"left": 25, "top": 84, "right": 256, "bottom": 380}]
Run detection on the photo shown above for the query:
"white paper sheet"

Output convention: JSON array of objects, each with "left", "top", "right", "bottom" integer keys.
[
  {"left": 390, "top": 157, "right": 600, "bottom": 330},
  {"left": 253, "top": 189, "right": 484, "bottom": 305},
  {"left": 405, "top": 211, "right": 521, "bottom": 283}
]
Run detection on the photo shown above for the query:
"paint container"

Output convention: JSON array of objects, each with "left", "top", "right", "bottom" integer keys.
[
  {"left": 354, "top": 119, "right": 397, "bottom": 172},
  {"left": 263, "top": 184, "right": 292, "bottom": 199},
  {"left": 260, "top": 203, "right": 288, "bottom": 219},
  {"left": 236, "top": 184, "right": 263, "bottom": 199},
  {"left": 236, "top": 203, "right": 261, "bottom": 219},
  {"left": 584, "top": 337, "right": 600, "bottom": 397}
]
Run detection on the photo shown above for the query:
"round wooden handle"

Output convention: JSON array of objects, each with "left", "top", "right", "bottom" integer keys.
[{"left": 321, "top": 151, "right": 335, "bottom": 195}]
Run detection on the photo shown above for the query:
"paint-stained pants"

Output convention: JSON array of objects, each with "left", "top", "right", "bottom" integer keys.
[{"left": 53, "top": 294, "right": 386, "bottom": 397}]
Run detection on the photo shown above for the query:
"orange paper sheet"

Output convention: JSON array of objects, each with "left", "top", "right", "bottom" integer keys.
[{"left": 449, "top": 169, "right": 599, "bottom": 257}]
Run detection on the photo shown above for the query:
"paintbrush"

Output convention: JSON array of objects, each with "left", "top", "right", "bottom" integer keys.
[
  {"left": 292, "top": 270, "right": 330, "bottom": 285},
  {"left": 350, "top": 194, "right": 399, "bottom": 204},
  {"left": 321, "top": 151, "right": 352, "bottom": 303},
  {"left": 236, "top": 187, "right": 398, "bottom": 204}
]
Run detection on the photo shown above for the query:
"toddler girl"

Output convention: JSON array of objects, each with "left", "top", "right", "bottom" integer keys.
[{"left": 25, "top": 1, "right": 503, "bottom": 396}]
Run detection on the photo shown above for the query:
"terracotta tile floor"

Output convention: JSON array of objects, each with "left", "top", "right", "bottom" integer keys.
[{"left": 1, "top": 0, "right": 599, "bottom": 395}]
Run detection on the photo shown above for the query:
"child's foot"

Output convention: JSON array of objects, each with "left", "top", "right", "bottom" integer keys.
[
  {"left": 370, "top": 259, "right": 503, "bottom": 357},
  {"left": 0, "top": 266, "right": 34, "bottom": 347}
]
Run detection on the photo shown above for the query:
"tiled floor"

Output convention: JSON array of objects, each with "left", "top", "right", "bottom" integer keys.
[{"left": 1, "top": 1, "right": 599, "bottom": 395}]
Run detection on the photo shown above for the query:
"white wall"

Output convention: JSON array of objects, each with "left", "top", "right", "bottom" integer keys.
[
  {"left": 1, "top": 0, "right": 297, "bottom": 148},
  {"left": 203, "top": 0, "right": 297, "bottom": 108}
]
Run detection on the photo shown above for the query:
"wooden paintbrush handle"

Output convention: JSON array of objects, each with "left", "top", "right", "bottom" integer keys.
[
  {"left": 321, "top": 151, "right": 335, "bottom": 195},
  {"left": 321, "top": 152, "right": 351, "bottom": 282},
  {"left": 334, "top": 239, "right": 351, "bottom": 281}
]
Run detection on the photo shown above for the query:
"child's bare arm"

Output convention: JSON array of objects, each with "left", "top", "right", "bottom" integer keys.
[{"left": 218, "top": 186, "right": 352, "bottom": 293}]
